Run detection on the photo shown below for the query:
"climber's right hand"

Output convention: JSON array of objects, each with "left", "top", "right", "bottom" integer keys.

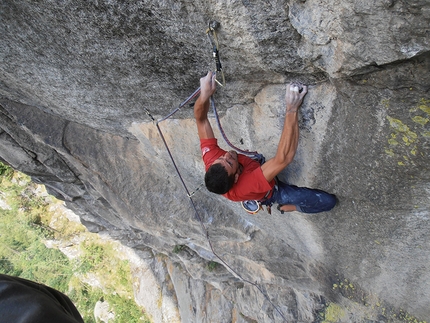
[{"left": 199, "top": 71, "right": 217, "bottom": 103}]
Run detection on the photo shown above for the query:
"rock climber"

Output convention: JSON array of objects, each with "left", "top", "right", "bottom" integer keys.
[{"left": 194, "top": 72, "right": 337, "bottom": 214}]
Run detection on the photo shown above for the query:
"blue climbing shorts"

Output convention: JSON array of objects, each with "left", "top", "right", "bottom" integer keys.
[{"left": 265, "top": 180, "right": 337, "bottom": 213}]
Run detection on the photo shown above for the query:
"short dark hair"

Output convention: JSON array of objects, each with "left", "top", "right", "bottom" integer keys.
[{"left": 204, "top": 163, "right": 235, "bottom": 194}]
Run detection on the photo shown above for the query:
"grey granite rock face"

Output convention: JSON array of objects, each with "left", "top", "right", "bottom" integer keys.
[{"left": 1, "top": 0, "right": 429, "bottom": 322}]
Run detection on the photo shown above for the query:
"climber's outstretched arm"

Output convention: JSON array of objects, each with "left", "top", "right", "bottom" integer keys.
[
  {"left": 261, "top": 83, "right": 308, "bottom": 182},
  {"left": 194, "top": 72, "right": 217, "bottom": 139}
]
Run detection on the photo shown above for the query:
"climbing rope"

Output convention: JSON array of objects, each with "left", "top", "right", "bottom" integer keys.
[
  {"left": 210, "top": 96, "right": 266, "bottom": 164},
  {"left": 152, "top": 80, "right": 263, "bottom": 161},
  {"left": 153, "top": 112, "right": 287, "bottom": 322},
  {"left": 143, "top": 21, "right": 288, "bottom": 322}
]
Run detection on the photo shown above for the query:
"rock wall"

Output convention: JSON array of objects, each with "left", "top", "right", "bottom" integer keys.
[{"left": 1, "top": 0, "right": 429, "bottom": 322}]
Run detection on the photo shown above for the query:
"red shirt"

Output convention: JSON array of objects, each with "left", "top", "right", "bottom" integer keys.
[{"left": 200, "top": 138, "right": 275, "bottom": 201}]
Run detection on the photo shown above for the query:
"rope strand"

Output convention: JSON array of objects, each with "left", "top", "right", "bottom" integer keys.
[
  {"left": 210, "top": 97, "right": 259, "bottom": 156},
  {"left": 152, "top": 94, "right": 288, "bottom": 322}
]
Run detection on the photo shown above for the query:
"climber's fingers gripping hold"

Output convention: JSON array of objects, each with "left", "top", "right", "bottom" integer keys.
[{"left": 285, "top": 82, "right": 308, "bottom": 113}]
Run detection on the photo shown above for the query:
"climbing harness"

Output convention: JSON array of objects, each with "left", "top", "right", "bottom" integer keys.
[{"left": 145, "top": 22, "right": 288, "bottom": 322}]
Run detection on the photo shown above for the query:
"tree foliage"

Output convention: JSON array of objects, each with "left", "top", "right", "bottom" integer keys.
[{"left": 0, "top": 162, "right": 151, "bottom": 323}]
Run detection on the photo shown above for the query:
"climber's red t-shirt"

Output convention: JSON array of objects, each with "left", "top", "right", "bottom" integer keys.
[{"left": 200, "top": 138, "right": 275, "bottom": 201}]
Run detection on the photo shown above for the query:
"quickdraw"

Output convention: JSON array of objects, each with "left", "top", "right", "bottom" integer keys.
[
  {"left": 206, "top": 21, "right": 226, "bottom": 87},
  {"left": 206, "top": 21, "right": 265, "bottom": 164}
]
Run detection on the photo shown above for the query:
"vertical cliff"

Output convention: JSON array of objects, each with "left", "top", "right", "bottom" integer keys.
[{"left": 1, "top": 0, "right": 429, "bottom": 322}]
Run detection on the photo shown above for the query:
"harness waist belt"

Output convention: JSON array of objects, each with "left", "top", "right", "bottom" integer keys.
[{"left": 259, "top": 178, "right": 279, "bottom": 203}]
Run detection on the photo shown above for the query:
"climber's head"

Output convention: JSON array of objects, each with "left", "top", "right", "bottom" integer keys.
[{"left": 205, "top": 151, "right": 239, "bottom": 194}]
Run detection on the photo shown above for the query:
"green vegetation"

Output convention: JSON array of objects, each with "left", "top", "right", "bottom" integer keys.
[
  {"left": 207, "top": 261, "right": 219, "bottom": 272},
  {"left": 0, "top": 162, "right": 151, "bottom": 323},
  {"left": 172, "top": 244, "right": 185, "bottom": 253},
  {"left": 321, "top": 303, "right": 346, "bottom": 323},
  {"left": 385, "top": 97, "right": 430, "bottom": 164},
  {"left": 329, "top": 276, "right": 427, "bottom": 323}
]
